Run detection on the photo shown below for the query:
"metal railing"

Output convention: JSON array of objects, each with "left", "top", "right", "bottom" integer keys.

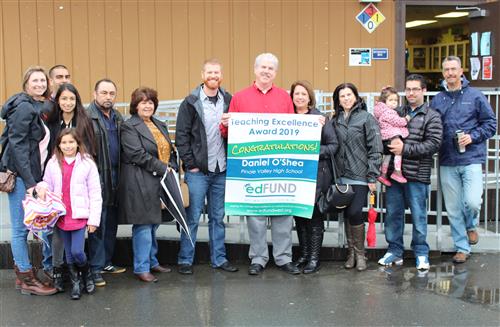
[{"left": 1, "top": 90, "right": 499, "bottom": 252}]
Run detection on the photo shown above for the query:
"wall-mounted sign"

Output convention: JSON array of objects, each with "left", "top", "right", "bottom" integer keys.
[
  {"left": 356, "top": 3, "right": 385, "bottom": 34},
  {"left": 470, "top": 57, "right": 480, "bottom": 80},
  {"left": 372, "top": 48, "right": 389, "bottom": 60},
  {"left": 482, "top": 56, "right": 493, "bottom": 80},
  {"left": 349, "top": 48, "right": 372, "bottom": 66}
]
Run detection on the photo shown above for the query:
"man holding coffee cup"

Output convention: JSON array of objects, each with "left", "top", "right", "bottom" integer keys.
[{"left": 431, "top": 56, "right": 496, "bottom": 263}]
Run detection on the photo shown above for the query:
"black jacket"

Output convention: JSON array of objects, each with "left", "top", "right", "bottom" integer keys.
[
  {"left": 175, "top": 85, "right": 232, "bottom": 174},
  {"left": 334, "top": 101, "right": 383, "bottom": 183},
  {"left": 391, "top": 104, "right": 442, "bottom": 184},
  {"left": 0, "top": 93, "right": 46, "bottom": 189},
  {"left": 118, "top": 115, "right": 178, "bottom": 225},
  {"left": 306, "top": 108, "right": 339, "bottom": 201},
  {"left": 86, "top": 101, "right": 124, "bottom": 206}
]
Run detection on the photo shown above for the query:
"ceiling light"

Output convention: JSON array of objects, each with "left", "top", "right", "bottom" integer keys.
[
  {"left": 435, "top": 12, "right": 469, "bottom": 18},
  {"left": 405, "top": 20, "right": 438, "bottom": 28}
]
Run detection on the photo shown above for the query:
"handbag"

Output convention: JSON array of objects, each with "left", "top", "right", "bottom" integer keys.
[
  {"left": 0, "top": 170, "right": 16, "bottom": 193},
  {"left": 317, "top": 156, "right": 355, "bottom": 213}
]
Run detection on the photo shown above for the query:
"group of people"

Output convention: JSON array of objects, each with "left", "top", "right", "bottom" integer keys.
[{"left": 1, "top": 53, "right": 496, "bottom": 300}]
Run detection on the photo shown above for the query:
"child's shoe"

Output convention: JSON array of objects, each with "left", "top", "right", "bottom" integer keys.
[
  {"left": 377, "top": 175, "right": 392, "bottom": 187},
  {"left": 390, "top": 171, "right": 407, "bottom": 183}
]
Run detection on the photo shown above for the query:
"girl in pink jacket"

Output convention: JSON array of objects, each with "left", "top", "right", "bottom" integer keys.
[
  {"left": 373, "top": 87, "right": 410, "bottom": 186},
  {"left": 39, "top": 128, "right": 102, "bottom": 300}
]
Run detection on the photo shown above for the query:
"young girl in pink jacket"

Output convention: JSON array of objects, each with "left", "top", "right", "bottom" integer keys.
[
  {"left": 39, "top": 128, "right": 102, "bottom": 300},
  {"left": 373, "top": 86, "right": 410, "bottom": 186}
]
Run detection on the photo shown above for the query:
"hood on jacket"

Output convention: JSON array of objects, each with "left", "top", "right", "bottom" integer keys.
[
  {"left": 1, "top": 92, "right": 32, "bottom": 120},
  {"left": 441, "top": 76, "right": 470, "bottom": 91},
  {"left": 373, "top": 101, "right": 391, "bottom": 120}
]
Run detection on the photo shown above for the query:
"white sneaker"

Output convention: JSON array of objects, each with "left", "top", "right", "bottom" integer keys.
[
  {"left": 378, "top": 252, "right": 403, "bottom": 266},
  {"left": 416, "top": 256, "right": 430, "bottom": 270}
]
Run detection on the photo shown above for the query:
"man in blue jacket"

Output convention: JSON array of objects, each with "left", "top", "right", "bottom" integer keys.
[{"left": 430, "top": 56, "right": 496, "bottom": 263}]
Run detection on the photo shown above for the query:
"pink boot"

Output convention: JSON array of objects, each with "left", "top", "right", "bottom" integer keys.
[
  {"left": 377, "top": 175, "right": 392, "bottom": 187},
  {"left": 391, "top": 171, "right": 407, "bottom": 183}
]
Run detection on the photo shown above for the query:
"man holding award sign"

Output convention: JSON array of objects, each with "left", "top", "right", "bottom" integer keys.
[{"left": 220, "top": 53, "right": 322, "bottom": 275}]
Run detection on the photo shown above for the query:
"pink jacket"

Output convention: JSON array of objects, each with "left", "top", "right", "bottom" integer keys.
[
  {"left": 39, "top": 153, "right": 102, "bottom": 227},
  {"left": 373, "top": 101, "right": 409, "bottom": 140}
]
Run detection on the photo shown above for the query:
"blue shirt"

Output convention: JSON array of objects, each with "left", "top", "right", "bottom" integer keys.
[{"left": 97, "top": 108, "right": 119, "bottom": 167}]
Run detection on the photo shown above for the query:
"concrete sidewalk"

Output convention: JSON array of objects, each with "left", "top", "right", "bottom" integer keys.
[{"left": 1, "top": 254, "right": 498, "bottom": 327}]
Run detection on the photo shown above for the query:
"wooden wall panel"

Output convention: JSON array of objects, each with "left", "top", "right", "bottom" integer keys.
[
  {"left": 138, "top": 1, "right": 156, "bottom": 88},
  {"left": 1, "top": 0, "right": 396, "bottom": 104},
  {"left": 171, "top": 1, "right": 189, "bottom": 99},
  {"left": 313, "top": 1, "right": 330, "bottom": 90},
  {"left": 297, "top": 0, "right": 314, "bottom": 84},
  {"left": 36, "top": 0, "right": 56, "bottom": 67},
  {"left": 329, "top": 1, "right": 346, "bottom": 90},
  {"left": 19, "top": 1, "right": 39, "bottom": 71},
  {"left": 87, "top": 0, "right": 106, "bottom": 99},
  {"left": 211, "top": 1, "right": 231, "bottom": 88},
  {"left": 3, "top": 1, "right": 22, "bottom": 97},
  {"left": 231, "top": 0, "right": 250, "bottom": 92},
  {"left": 70, "top": 0, "right": 90, "bottom": 99},
  {"left": 53, "top": 1, "right": 73, "bottom": 74},
  {"left": 187, "top": 1, "right": 205, "bottom": 91},
  {"left": 104, "top": 2, "right": 124, "bottom": 102},
  {"left": 281, "top": 2, "right": 298, "bottom": 91},
  {"left": 155, "top": 1, "right": 173, "bottom": 100},
  {"left": 122, "top": 0, "right": 140, "bottom": 99}
]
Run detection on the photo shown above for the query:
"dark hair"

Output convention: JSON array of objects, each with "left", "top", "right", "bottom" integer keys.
[
  {"left": 129, "top": 87, "right": 159, "bottom": 115},
  {"left": 48, "top": 83, "right": 96, "bottom": 156},
  {"left": 48, "top": 64, "right": 69, "bottom": 78},
  {"left": 379, "top": 86, "right": 398, "bottom": 103},
  {"left": 290, "top": 80, "right": 316, "bottom": 112},
  {"left": 406, "top": 74, "right": 427, "bottom": 89},
  {"left": 332, "top": 83, "right": 364, "bottom": 114},
  {"left": 94, "top": 78, "right": 117, "bottom": 91},
  {"left": 54, "top": 128, "right": 89, "bottom": 168},
  {"left": 22, "top": 66, "right": 51, "bottom": 99}
]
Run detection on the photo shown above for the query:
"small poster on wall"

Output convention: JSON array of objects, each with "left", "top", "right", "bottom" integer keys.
[
  {"left": 470, "top": 57, "right": 481, "bottom": 80},
  {"left": 470, "top": 32, "right": 479, "bottom": 56},
  {"left": 349, "top": 48, "right": 372, "bottom": 66},
  {"left": 482, "top": 56, "right": 493, "bottom": 80},
  {"left": 480, "top": 32, "right": 491, "bottom": 56}
]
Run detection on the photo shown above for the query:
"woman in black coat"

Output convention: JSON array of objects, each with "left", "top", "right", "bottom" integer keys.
[
  {"left": 0, "top": 66, "right": 57, "bottom": 295},
  {"left": 290, "top": 80, "right": 338, "bottom": 274},
  {"left": 118, "top": 87, "right": 178, "bottom": 283}
]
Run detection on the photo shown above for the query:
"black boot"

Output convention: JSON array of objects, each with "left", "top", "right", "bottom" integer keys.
[
  {"left": 79, "top": 263, "right": 95, "bottom": 295},
  {"left": 52, "top": 266, "right": 65, "bottom": 293},
  {"left": 293, "top": 220, "right": 310, "bottom": 267},
  {"left": 303, "top": 226, "right": 324, "bottom": 274},
  {"left": 68, "top": 264, "right": 81, "bottom": 300}
]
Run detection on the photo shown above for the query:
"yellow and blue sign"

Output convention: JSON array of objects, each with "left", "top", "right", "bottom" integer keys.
[{"left": 356, "top": 3, "right": 385, "bottom": 34}]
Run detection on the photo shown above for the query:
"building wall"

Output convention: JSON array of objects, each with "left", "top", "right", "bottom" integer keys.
[{"left": 0, "top": 0, "right": 396, "bottom": 104}]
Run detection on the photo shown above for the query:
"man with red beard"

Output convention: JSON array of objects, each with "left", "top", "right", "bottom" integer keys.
[{"left": 175, "top": 59, "right": 238, "bottom": 274}]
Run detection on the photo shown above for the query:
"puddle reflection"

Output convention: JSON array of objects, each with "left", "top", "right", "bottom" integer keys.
[{"left": 379, "top": 263, "right": 500, "bottom": 306}]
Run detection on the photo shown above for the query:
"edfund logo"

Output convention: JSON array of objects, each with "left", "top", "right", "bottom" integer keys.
[{"left": 244, "top": 183, "right": 296, "bottom": 197}]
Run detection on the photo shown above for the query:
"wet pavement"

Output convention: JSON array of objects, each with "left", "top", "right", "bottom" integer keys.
[{"left": 1, "top": 253, "right": 499, "bottom": 327}]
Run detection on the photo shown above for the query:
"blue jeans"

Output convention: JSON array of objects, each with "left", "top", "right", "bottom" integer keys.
[
  {"left": 132, "top": 224, "right": 159, "bottom": 274},
  {"left": 178, "top": 170, "right": 227, "bottom": 267},
  {"left": 60, "top": 227, "right": 87, "bottom": 266},
  {"left": 384, "top": 181, "right": 430, "bottom": 257},
  {"left": 8, "top": 177, "right": 32, "bottom": 272},
  {"left": 41, "top": 231, "right": 53, "bottom": 271},
  {"left": 88, "top": 168, "right": 119, "bottom": 273},
  {"left": 440, "top": 164, "right": 483, "bottom": 254}
]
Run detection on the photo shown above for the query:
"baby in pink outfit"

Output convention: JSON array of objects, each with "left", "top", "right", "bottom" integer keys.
[{"left": 373, "top": 86, "right": 410, "bottom": 186}]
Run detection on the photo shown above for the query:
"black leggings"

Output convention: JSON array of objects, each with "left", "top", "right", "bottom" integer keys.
[
  {"left": 343, "top": 185, "right": 368, "bottom": 226},
  {"left": 294, "top": 206, "right": 324, "bottom": 229}
]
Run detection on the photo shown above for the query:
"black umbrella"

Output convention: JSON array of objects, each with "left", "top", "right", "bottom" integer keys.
[{"left": 160, "top": 169, "right": 194, "bottom": 247}]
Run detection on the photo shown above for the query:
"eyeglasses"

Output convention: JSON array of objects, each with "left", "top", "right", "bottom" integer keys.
[{"left": 405, "top": 87, "right": 422, "bottom": 93}]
